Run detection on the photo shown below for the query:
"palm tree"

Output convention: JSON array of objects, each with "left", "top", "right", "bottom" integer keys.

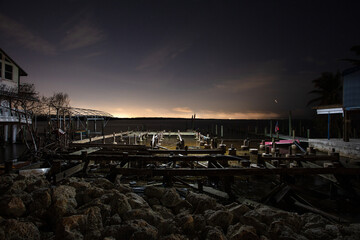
[
  {"left": 307, "top": 71, "right": 342, "bottom": 106},
  {"left": 341, "top": 45, "right": 360, "bottom": 66}
]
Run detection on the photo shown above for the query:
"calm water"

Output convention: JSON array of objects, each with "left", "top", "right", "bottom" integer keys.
[{"left": 0, "top": 143, "right": 27, "bottom": 163}]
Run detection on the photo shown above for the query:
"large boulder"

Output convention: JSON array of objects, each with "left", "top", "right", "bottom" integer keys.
[
  {"left": 56, "top": 214, "right": 87, "bottom": 240},
  {"left": 123, "top": 208, "right": 163, "bottom": 226},
  {"left": 0, "top": 175, "right": 14, "bottom": 192},
  {"left": 172, "top": 200, "right": 193, "bottom": 214},
  {"left": 185, "top": 191, "right": 217, "bottom": 213},
  {"left": 91, "top": 178, "right": 115, "bottom": 190},
  {"left": 228, "top": 204, "right": 251, "bottom": 223},
  {"left": 244, "top": 205, "right": 302, "bottom": 232},
  {"left": 52, "top": 185, "right": 77, "bottom": 218},
  {"left": 3, "top": 219, "right": 40, "bottom": 240},
  {"left": 152, "top": 205, "right": 175, "bottom": 219},
  {"left": 82, "top": 206, "right": 103, "bottom": 239},
  {"left": 102, "top": 219, "right": 158, "bottom": 240},
  {"left": 160, "top": 188, "right": 182, "bottom": 208},
  {"left": 157, "top": 219, "right": 179, "bottom": 236},
  {"left": 193, "top": 214, "right": 207, "bottom": 235},
  {"left": 78, "top": 198, "right": 112, "bottom": 226},
  {"left": 339, "top": 223, "right": 360, "bottom": 239},
  {"left": 144, "top": 186, "right": 165, "bottom": 199},
  {"left": 207, "top": 210, "right": 233, "bottom": 232},
  {"left": 300, "top": 213, "right": 331, "bottom": 230},
  {"left": 109, "top": 192, "right": 132, "bottom": 217},
  {"left": 206, "top": 226, "right": 227, "bottom": 240},
  {"left": 269, "top": 220, "right": 307, "bottom": 240},
  {"left": 175, "top": 212, "right": 194, "bottom": 235},
  {"left": 126, "top": 192, "right": 150, "bottom": 209},
  {"left": 7, "top": 180, "right": 27, "bottom": 194},
  {"left": 115, "top": 184, "right": 132, "bottom": 194},
  {"left": 68, "top": 180, "right": 91, "bottom": 192},
  {"left": 227, "top": 224, "right": 259, "bottom": 240},
  {"left": 0, "top": 196, "right": 26, "bottom": 217},
  {"left": 29, "top": 188, "right": 52, "bottom": 218},
  {"left": 147, "top": 197, "right": 161, "bottom": 206},
  {"left": 25, "top": 177, "right": 50, "bottom": 192},
  {"left": 239, "top": 216, "right": 268, "bottom": 237},
  {"left": 104, "top": 213, "right": 122, "bottom": 226},
  {"left": 81, "top": 187, "right": 106, "bottom": 204},
  {"left": 303, "top": 225, "right": 341, "bottom": 240}
]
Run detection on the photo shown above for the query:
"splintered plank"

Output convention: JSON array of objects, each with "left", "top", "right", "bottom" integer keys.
[
  {"left": 70, "top": 143, "right": 147, "bottom": 149},
  {"left": 301, "top": 161, "right": 338, "bottom": 183},
  {"left": 69, "top": 147, "right": 101, "bottom": 155},
  {"left": 72, "top": 131, "right": 132, "bottom": 144},
  {"left": 59, "top": 154, "right": 241, "bottom": 162},
  {"left": 189, "top": 183, "right": 229, "bottom": 199},
  {"left": 259, "top": 155, "right": 339, "bottom": 162},
  {"left": 54, "top": 163, "right": 85, "bottom": 183}
]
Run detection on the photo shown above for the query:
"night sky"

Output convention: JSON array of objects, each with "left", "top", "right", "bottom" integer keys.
[{"left": 1, "top": 0, "right": 359, "bottom": 119}]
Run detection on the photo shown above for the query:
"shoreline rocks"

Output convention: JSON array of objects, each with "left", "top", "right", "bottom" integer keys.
[{"left": 0, "top": 173, "right": 359, "bottom": 239}]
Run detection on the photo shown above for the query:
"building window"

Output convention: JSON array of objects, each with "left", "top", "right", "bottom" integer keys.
[
  {"left": 0, "top": 53, "right": 2, "bottom": 78},
  {"left": 5, "top": 64, "right": 13, "bottom": 80}
]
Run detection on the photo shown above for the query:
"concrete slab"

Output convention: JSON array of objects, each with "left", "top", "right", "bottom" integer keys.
[
  {"left": 308, "top": 138, "right": 360, "bottom": 159},
  {"left": 265, "top": 134, "right": 308, "bottom": 143}
]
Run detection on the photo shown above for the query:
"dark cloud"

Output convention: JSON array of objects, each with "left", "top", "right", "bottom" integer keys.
[
  {"left": 1, "top": 0, "right": 359, "bottom": 118},
  {"left": 0, "top": 14, "right": 56, "bottom": 55}
]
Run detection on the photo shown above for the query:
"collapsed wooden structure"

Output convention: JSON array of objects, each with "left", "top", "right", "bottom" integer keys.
[{"left": 4, "top": 130, "right": 360, "bottom": 222}]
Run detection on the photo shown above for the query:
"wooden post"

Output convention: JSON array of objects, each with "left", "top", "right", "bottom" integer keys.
[
  {"left": 51, "top": 160, "right": 62, "bottom": 184},
  {"left": 343, "top": 110, "right": 350, "bottom": 142},
  {"left": 197, "top": 180, "right": 203, "bottom": 193},
  {"left": 288, "top": 110, "right": 292, "bottom": 137},
  {"left": 4, "top": 161, "right": 13, "bottom": 174},
  {"left": 82, "top": 151, "right": 89, "bottom": 176},
  {"left": 328, "top": 113, "right": 331, "bottom": 140}
]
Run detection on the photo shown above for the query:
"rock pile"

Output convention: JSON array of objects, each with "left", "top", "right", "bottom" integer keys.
[{"left": 0, "top": 173, "right": 360, "bottom": 239}]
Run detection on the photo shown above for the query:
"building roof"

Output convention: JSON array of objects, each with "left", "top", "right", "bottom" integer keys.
[
  {"left": 312, "top": 104, "right": 343, "bottom": 110},
  {"left": 342, "top": 66, "right": 360, "bottom": 76},
  {"left": 0, "top": 48, "right": 28, "bottom": 76},
  {"left": 313, "top": 104, "right": 344, "bottom": 115}
]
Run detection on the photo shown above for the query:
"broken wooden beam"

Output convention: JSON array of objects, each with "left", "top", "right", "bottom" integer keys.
[
  {"left": 69, "top": 143, "right": 147, "bottom": 149},
  {"left": 258, "top": 154, "right": 339, "bottom": 162},
  {"left": 53, "top": 163, "right": 85, "bottom": 183},
  {"left": 57, "top": 154, "right": 244, "bottom": 162},
  {"left": 112, "top": 167, "right": 360, "bottom": 177},
  {"left": 148, "top": 149, "right": 226, "bottom": 155}
]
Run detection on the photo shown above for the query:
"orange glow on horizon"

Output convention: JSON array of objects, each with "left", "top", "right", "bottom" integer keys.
[
  {"left": 71, "top": 103, "right": 281, "bottom": 119},
  {"left": 111, "top": 109, "right": 281, "bottom": 119}
]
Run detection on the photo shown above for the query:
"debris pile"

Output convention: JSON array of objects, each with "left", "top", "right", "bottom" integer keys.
[{"left": 0, "top": 174, "right": 360, "bottom": 240}]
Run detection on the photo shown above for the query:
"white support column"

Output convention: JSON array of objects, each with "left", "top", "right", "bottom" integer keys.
[
  {"left": 4, "top": 125, "right": 9, "bottom": 142},
  {"left": 12, "top": 125, "right": 17, "bottom": 143}
]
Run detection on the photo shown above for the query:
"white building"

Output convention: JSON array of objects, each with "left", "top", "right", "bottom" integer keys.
[{"left": 0, "top": 48, "right": 30, "bottom": 143}]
